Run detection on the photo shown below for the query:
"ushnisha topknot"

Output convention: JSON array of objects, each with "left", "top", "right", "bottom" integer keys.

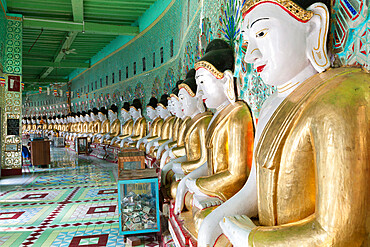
[
  {"left": 122, "top": 102, "right": 130, "bottom": 112},
  {"left": 110, "top": 104, "right": 118, "bottom": 113},
  {"left": 99, "top": 107, "right": 108, "bottom": 117},
  {"left": 131, "top": 99, "right": 142, "bottom": 111},
  {"left": 92, "top": 107, "right": 99, "bottom": 115},
  {"left": 158, "top": 94, "right": 169, "bottom": 108},
  {"left": 178, "top": 69, "right": 197, "bottom": 97},
  {"left": 195, "top": 39, "right": 234, "bottom": 79},
  {"left": 147, "top": 97, "right": 158, "bottom": 109}
]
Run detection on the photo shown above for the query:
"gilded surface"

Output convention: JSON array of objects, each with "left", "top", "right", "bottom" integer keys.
[
  {"left": 93, "top": 120, "right": 101, "bottom": 134},
  {"left": 145, "top": 117, "right": 164, "bottom": 142},
  {"left": 82, "top": 122, "right": 88, "bottom": 133},
  {"left": 118, "top": 119, "right": 133, "bottom": 139},
  {"left": 196, "top": 101, "right": 254, "bottom": 201},
  {"left": 251, "top": 68, "right": 369, "bottom": 246},
  {"left": 181, "top": 112, "right": 213, "bottom": 174},
  {"left": 130, "top": 117, "right": 147, "bottom": 141},
  {"left": 160, "top": 115, "right": 176, "bottom": 140},
  {"left": 108, "top": 119, "right": 121, "bottom": 137}
]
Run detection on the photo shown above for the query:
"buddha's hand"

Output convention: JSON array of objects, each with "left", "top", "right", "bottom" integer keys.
[
  {"left": 174, "top": 177, "right": 189, "bottom": 214},
  {"left": 172, "top": 162, "right": 184, "bottom": 175},
  {"left": 193, "top": 195, "right": 223, "bottom": 210},
  {"left": 219, "top": 215, "right": 256, "bottom": 247}
]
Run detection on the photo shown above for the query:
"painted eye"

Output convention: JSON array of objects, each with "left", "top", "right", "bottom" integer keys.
[
  {"left": 256, "top": 29, "right": 268, "bottom": 38},
  {"left": 200, "top": 81, "right": 204, "bottom": 84}
]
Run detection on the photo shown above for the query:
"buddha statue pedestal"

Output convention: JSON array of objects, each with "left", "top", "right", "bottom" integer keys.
[
  {"left": 105, "top": 145, "right": 120, "bottom": 163},
  {"left": 89, "top": 142, "right": 107, "bottom": 159}
]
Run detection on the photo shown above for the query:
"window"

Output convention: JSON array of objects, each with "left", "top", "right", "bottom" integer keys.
[
  {"left": 170, "top": 39, "right": 174, "bottom": 57},
  {"left": 112, "top": 73, "right": 115, "bottom": 84},
  {"left": 126, "top": 66, "right": 129, "bottom": 78},
  {"left": 153, "top": 52, "right": 155, "bottom": 67},
  {"left": 91, "top": 83, "right": 93, "bottom": 91},
  {"left": 100, "top": 78, "right": 102, "bottom": 88},
  {"left": 142, "top": 57, "right": 146, "bottom": 72},
  {"left": 133, "top": 62, "right": 136, "bottom": 75},
  {"left": 119, "top": 70, "right": 121, "bottom": 81},
  {"left": 106, "top": 76, "right": 108, "bottom": 86},
  {"left": 88, "top": 85, "right": 90, "bottom": 92},
  {"left": 95, "top": 81, "right": 97, "bottom": 89},
  {"left": 160, "top": 47, "right": 164, "bottom": 63}
]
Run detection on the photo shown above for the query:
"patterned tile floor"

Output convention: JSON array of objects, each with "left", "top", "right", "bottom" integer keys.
[{"left": 0, "top": 148, "right": 160, "bottom": 247}]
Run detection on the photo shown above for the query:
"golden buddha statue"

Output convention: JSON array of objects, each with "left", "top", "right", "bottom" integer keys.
[
  {"left": 173, "top": 39, "right": 254, "bottom": 235},
  {"left": 136, "top": 98, "right": 163, "bottom": 151},
  {"left": 92, "top": 107, "right": 109, "bottom": 143},
  {"left": 102, "top": 104, "right": 121, "bottom": 144},
  {"left": 80, "top": 111, "right": 89, "bottom": 135},
  {"left": 22, "top": 118, "right": 27, "bottom": 133},
  {"left": 145, "top": 94, "right": 175, "bottom": 154},
  {"left": 42, "top": 116, "right": 48, "bottom": 133},
  {"left": 31, "top": 117, "right": 37, "bottom": 132},
  {"left": 156, "top": 82, "right": 188, "bottom": 160},
  {"left": 197, "top": 1, "right": 369, "bottom": 246},
  {"left": 111, "top": 103, "right": 133, "bottom": 146},
  {"left": 120, "top": 99, "right": 147, "bottom": 148},
  {"left": 161, "top": 69, "right": 213, "bottom": 194}
]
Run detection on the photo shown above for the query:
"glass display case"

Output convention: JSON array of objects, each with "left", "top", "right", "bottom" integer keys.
[{"left": 118, "top": 168, "right": 160, "bottom": 235}]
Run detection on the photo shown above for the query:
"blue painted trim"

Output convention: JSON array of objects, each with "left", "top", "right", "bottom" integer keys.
[{"left": 7, "top": 13, "right": 22, "bottom": 18}]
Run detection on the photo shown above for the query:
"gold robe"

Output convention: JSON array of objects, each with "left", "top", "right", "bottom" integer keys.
[
  {"left": 77, "top": 122, "right": 83, "bottom": 133},
  {"left": 196, "top": 101, "right": 254, "bottom": 202},
  {"left": 119, "top": 119, "right": 134, "bottom": 139},
  {"left": 145, "top": 117, "right": 164, "bottom": 142},
  {"left": 32, "top": 124, "right": 37, "bottom": 131},
  {"left": 250, "top": 68, "right": 369, "bottom": 246},
  {"left": 82, "top": 122, "right": 88, "bottom": 133},
  {"left": 87, "top": 122, "right": 94, "bottom": 133},
  {"left": 170, "top": 116, "right": 191, "bottom": 157},
  {"left": 100, "top": 119, "right": 110, "bottom": 135},
  {"left": 129, "top": 117, "right": 147, "bottom": 141},
  {"left": 42, "top": 123, "right": 48, "bottom": 131},
  {"left": 93, "top": 120, "right": 101, "bottom": 134},
  {"left": 167, "top": 117, "right": 188, "bottom": 150},
  {"left": 180, "top": 112, "right": 213, "bottom": 174},
  {"left": 104, "top": 119, "right": 121, "bottom": 143}
]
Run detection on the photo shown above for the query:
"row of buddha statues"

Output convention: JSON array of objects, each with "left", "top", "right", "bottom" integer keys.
[{"left": 21, "top": 0, "right": 368, "bottom": 245}]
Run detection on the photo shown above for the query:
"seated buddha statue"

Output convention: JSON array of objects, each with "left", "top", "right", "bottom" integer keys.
[
  {"left": 102, "top": 104, "right": 121, "bottom": 144},
  {"left": 198, "top": 1, "right": 370, "bottom": 246},
  {"left": 120, "top": 99, "right": 147, "bottom": 148},
  {"left": 87, "top": 108, "right": 100, "bottom": 139},
  {"left": 71, "top": 112, "right": 83, "bottom": 142},
  {"left": 156, "top": 82, "right": 187, "bottom": 160},
  {"left": 174, "top": 39, "right": 254, "bottom": 234},
  {"left": 30, "top": 116, "right": 37, "bottom": 133},
  {"left": 25, "top": 117, "right": 32, "bottom": 134},
  {"left": 22, "top": 117, "right": 27, "bottom": 134},
  {"left": 136, "top": 98, "right": 163, "bottom": 150},
  {"left": 145, "top": 94, "right": 175, "bottom": 154},
  {"left": 42, "top": 116, "right": 48, "bottom": 135},
  {"left": 127, "top": 98, "right": 159, "bottom": 149},
  {"left": 93, "top": 107, "right": 110, "bottom": 143},
  {"left": 46, "top": 117, "right": 53, "bottom": 135},
  {"left": 161, "top": 69, "right": 212, "bottom": 192},
  {"left": 83, "top": 110, "right": 93, "bottom": 138},
  {"left": 77, "top": 111, "right": 89, "bottom": 137},
  {"left": 111, "top": 103, "right": 133, "bottom": 146}
]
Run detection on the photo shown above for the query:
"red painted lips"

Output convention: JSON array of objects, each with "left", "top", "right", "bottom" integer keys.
[{"left": 257, "top": 65, "right": 266, "bottom": 73}]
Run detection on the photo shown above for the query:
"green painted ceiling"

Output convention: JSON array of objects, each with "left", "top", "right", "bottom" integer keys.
[{"left": 5, "top": 0, "right": 158, "bottom": 92}]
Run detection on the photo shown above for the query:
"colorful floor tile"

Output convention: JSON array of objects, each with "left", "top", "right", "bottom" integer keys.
[{"left": 0, "top": 148, "right": 161, "bottom": 246}]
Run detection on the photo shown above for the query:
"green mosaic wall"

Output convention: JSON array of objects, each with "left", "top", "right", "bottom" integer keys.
[{"left": 0, "top": 13, "right": 23, "bottom": 173}]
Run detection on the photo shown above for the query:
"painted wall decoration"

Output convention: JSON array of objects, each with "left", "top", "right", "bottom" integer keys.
[
  {"left": 151, "top": 76, "right": 162, "bottom": 99},
  {"left": 163, "top": 68, "right": 176, "bottom": 94}
]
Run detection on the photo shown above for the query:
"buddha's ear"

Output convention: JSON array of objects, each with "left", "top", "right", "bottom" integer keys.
[
  {"left": 306, "top": 3, "right": 330, "bottom": 73},
  {"left": 223, "top": 70, "right": 236, "bottom": 103}
]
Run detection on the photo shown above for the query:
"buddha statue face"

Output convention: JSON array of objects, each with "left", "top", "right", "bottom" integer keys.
[
  {"left": 98, "top": 112, "right": 106, "bottom": 122},
  {"left": 146, "top": 107, "right": 157, "bottom": 121},
  {"left": 195, "top": 68, "right": 229, "bottom": 109},
  {"left": 22, "top": 119, "right": 26, "bottom": 124},
  {"left": 31, "top": 118, "right": 36, "bottom": 124},
  {"left": 241, "top": 2, "right": 329, "bottom": 86},
  {"left": 157, "top": 105, "right": 169, "bottom": 119},
  {"left": 167, "top": 99, "right": 175, "bottom": 115},
  {"left": 120, "top": 109, "right": 130, "bottom": 121},
  {"left": 179, "top": 88, "right": 198, "bottom": 117},
  {"left": 172, "top": 96, "right": 184, "bottom": 118},
  {"left": 85, "top": 115, "right": 91, "bottom": 122},
  {"left": 129, "top": 107, "right": 141, "bottom": 119}
]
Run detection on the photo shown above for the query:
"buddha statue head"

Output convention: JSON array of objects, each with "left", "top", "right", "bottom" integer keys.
[
  {"left": 179, "top": 69, "right": 205, "bottom": 117},
  {"left": 120, "top": 102, "right": 131, "bottom": 121},
  {"left": 47, "top": 117, "right": 51, "bottom": 124},
  {"left": 167, "top": 95, "right": 174, "bottom": 115},
  {"left": 31, "top": 116, "right": 36, "bottom": 124},
  {"left": 241, "top": 0, "right": 330, "bottom": 87},
  {"left": 42, "top": 115, "right": 47, "bottom": 124},
  {"left": 171, "top": 80, "right": 185, "bottom": 119},
  {"left": 157, "top": 94, "right": 171, "bottom": 119},
  {"left": 146, "top": 97, "right": 158, "bottom": 121},
  {"left": 108, "top": 104, "right": 118, "bottom": 121},
  {"left": 91, "top": 108, "right": 99, "bottom": 121},
  {"left": 22, "top": 117, "right": 26, "bottom": 125},
  {"left": 98, "top": 107, "right": 108, "bottom": 122},
  {"left": 130, "top": 99, "right": 143, "bottom": 120},
  {"left": 81, "top": 112, "right": 87, "bottom": 122},
  {"left": 86, "top": 110, "right": 92, "bottom": 122},
  {"left": 195, "top": 39, "right": 236, "bottom": 109},
  {"left": 52, "top": 116, "right": 56, "bottom": 124},
  {"left": 36, "top": 116, "right": 41, "bottom": 124}
]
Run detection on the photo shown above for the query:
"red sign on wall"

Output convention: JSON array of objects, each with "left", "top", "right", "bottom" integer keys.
[{"left": 8, "top": 75, "right": 20, "bottom": 92}]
